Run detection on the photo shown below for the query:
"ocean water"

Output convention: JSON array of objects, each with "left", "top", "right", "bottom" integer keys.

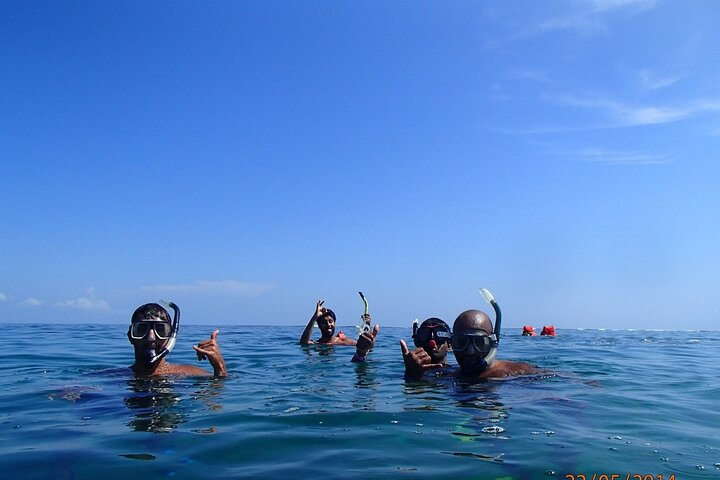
[{"left": 0, "top": 324, "right": 718, "bottom": 479}]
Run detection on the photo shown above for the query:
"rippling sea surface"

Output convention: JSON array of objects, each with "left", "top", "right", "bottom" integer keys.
[{"left": 1, "top": 324, "right": 718, "bottom": 479}]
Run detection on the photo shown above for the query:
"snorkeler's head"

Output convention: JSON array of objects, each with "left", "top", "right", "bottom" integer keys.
[
  {"left": 522, "top": 325, "right": 536, "bottom": 336},
  {"left": 131, "top": 303, "right": 171, "bottom": 324},
  {"left": 451, "top": 309, "right": 498, "bottom": 375},
  {"left": 413, "top": 317, "right": 452, "bottom": 362},
  {"left": 316, "top": 308, "right": 337, "bottom": 337},
  {"left": 128, "top": 303, "right": 173, "bottom": 366}
]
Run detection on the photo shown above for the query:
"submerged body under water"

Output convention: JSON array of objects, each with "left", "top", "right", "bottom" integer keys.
[{"left": 0, "top": 324, "right": 718, "bottom": 479}]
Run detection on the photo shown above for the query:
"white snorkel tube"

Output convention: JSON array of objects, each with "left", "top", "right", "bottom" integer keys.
[
  {"left": 356, "top": 291, "right": 371, "bottom": 335},
  {"left": 479, "top": 288, "right": 501, "bottom": 367},
  {"left": 145, "top": 300, "right": 180, "bottom": 369}
]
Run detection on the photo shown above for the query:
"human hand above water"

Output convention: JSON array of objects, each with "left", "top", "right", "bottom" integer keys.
[
  {"left": 400, "top": 339, "right": 445, "bottom": 379},
  {"left": 356, "top": 323, "right": 380, "bottom": 356},
  {"left": 315, "top": 300, "right": 326, "bottom": 319},
  {"left": 194, "top": 330, "right": 227, "bottom": 377}
]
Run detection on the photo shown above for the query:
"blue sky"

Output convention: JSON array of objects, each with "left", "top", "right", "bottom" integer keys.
[{"left": 2, "top": 0, "right": 719, "bottom": 330}]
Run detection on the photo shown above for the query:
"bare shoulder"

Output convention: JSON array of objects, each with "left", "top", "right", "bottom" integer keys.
[
  {"left": 166, "top": 364, "right": 212, "bottom": 377},
  {"left": 331, "top": 337, "right": 357, "bottom": 346},
  {"left": 484, "top": 360, "right": 539, "bottom": 378}
]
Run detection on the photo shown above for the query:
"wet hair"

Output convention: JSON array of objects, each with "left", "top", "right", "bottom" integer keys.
[
  {"left": 318, "top": 308, "right": 336, "bottom": 322},
  {"left": 131, "top": 303, "right": 171, "bottom": 323}
]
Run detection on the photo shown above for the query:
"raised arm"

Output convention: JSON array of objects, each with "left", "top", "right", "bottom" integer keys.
[{"left": 300, "top": 300, "right": 324, "bottom": 345}]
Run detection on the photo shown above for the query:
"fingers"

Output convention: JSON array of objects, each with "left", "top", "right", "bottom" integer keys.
[
  {"left": 408, "top": 347, "right": 433, "bottom": 364},
  {"left": 197, "top": 330, "right": 219, "bottom": 348},
  {"left": 196, "top": 330, "right": 220, "bottom": 361},
  {"left": 194, "top": 345, "right": 211, "bottom": 355},
  {"left": 315, "top": 300, "right": 326, "bottom": 317},
  {"left": 400, "top": 339, "right": 409, "bottom": 356},
  {"left": 421, "top": 362, "right": 444, "bottom": 371},
  {"left": 193, "top": 345, "right": 208, "bottom": 361}
]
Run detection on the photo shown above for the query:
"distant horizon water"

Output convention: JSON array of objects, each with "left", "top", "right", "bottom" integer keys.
[
  {"left": 1, "top": 321, "right": 719, "bottom": 333},
  {"left": 1, "top": 325, "right": 718, "bottom": 479}
]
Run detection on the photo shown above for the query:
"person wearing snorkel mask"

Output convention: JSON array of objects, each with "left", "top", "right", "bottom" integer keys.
[
  {"left": 300, "top": 300, "right": 380, "bottom": 362},
  {"left": 400, "top": 318, "right": 453, "bottom": 379},
  {"left": 128, "top": 303, "right": 227, "bottom": 377},
  {"left": 452, "top": 309, "right": 537, "bottom": 378}
]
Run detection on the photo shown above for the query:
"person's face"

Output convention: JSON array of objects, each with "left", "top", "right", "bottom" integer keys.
[
  {"left": 128, "top": 319, "right": 171, "bottom": 352},
  {"left": 451, "top": 325, "right": 495, "bottom": 374},
  {"left": 317, "top": 315, "right": 335, "bottom": 337},
  {"left": 414, "top": 325, "right": 451, "bottom": 363}
]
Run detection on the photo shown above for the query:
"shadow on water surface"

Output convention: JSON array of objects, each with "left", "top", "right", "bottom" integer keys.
[
  {"left": 124, "top": 376, "right": 224, "bottom": 433},
  {"left": 124, "top": 377, "right": 185, "bottom": 433}
]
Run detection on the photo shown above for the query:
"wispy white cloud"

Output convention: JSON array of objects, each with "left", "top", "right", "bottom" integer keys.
[
  {"left": 507, "top": 69, "right": 555, "bottom": 85},
  {"left": 0, "top": 293, "right": 6, "bottom": 302},
  {"left": 19, "top": 297, "right": 43, "bottom": 307},
  {"left": 571, "top": 148, "right": 672, "bottom": 165},
  {"left": 549, "top": 94, "right": 720, "bottom": 126},
  {"left": 537, "top": 0, "right": 658, "bottom": 34},
  {"left": 480, "top": 0, "right": 658, "bottom": 48},
  {"left": 140, "top": 280, "right": 275, "bottom": 297},
  {"left": 55, "top": 288, "right": 111, "bottom": 311},
  {"left": 591, "top": 0, "right": 656, "bottom": 13},
  {"left": 637, "top": 70, "right": 682, "bottom": 90}
]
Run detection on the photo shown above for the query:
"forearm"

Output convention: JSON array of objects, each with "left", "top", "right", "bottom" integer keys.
[
  {"left": 404, "top": 367, "right": 423, "bottom": 380},
  {"left": 209, "top": 355, "right": 228, "bottom": 377},
  {"left": 299, "top": 315, "right": 317, "bottom": 345}
]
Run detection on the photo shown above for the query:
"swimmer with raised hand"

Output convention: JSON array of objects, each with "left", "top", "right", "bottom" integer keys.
[
  {"left": 400, "top": 317, "right": 453, "bottom": 379},
  {"left": 300, "top": 298, "right": 380, "bottom": 362},
  {"left": 128, "top": 302, "right": 227, "bottom": 377}
]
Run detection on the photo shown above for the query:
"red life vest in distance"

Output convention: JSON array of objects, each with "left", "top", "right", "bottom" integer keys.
[{"left": 540, "top": 325, "right": 556, "bottom": 336}]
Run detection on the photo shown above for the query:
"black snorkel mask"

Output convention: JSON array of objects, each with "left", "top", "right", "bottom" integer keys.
[
  {"left": 145, "top": 301, "right": 180, "bottom": 369},
  {"left": 452, "top": 289, "right": 502, "bottom": 374},
  {"left": 412, "top": 318, "right": 452, "bottom": 351}
]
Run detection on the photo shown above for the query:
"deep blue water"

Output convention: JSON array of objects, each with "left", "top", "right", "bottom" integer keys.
[{"left": 0, "top": 324, "right": 719, "bottom": 479}]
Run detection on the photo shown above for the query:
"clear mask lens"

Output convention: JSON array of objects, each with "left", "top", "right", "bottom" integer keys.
[
  {"left": 131, "top": 321, "right": 172, "bottom": 339},
  {"left": 415, "top": 326, "right": 451, "bottom": 345},
  {"left": 451, "top": 333, "right": 494, "bottom": 353}
]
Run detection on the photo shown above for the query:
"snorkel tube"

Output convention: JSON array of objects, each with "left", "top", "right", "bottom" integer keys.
[
  {"left": 479, "top": 288, "right": 501, "bottom": 367},
  {"left": 357, "top": 291, "right": 371, "bottom": 335},
  {"left": 145, "top": 300, "right": 180, "bottom": 369}
]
